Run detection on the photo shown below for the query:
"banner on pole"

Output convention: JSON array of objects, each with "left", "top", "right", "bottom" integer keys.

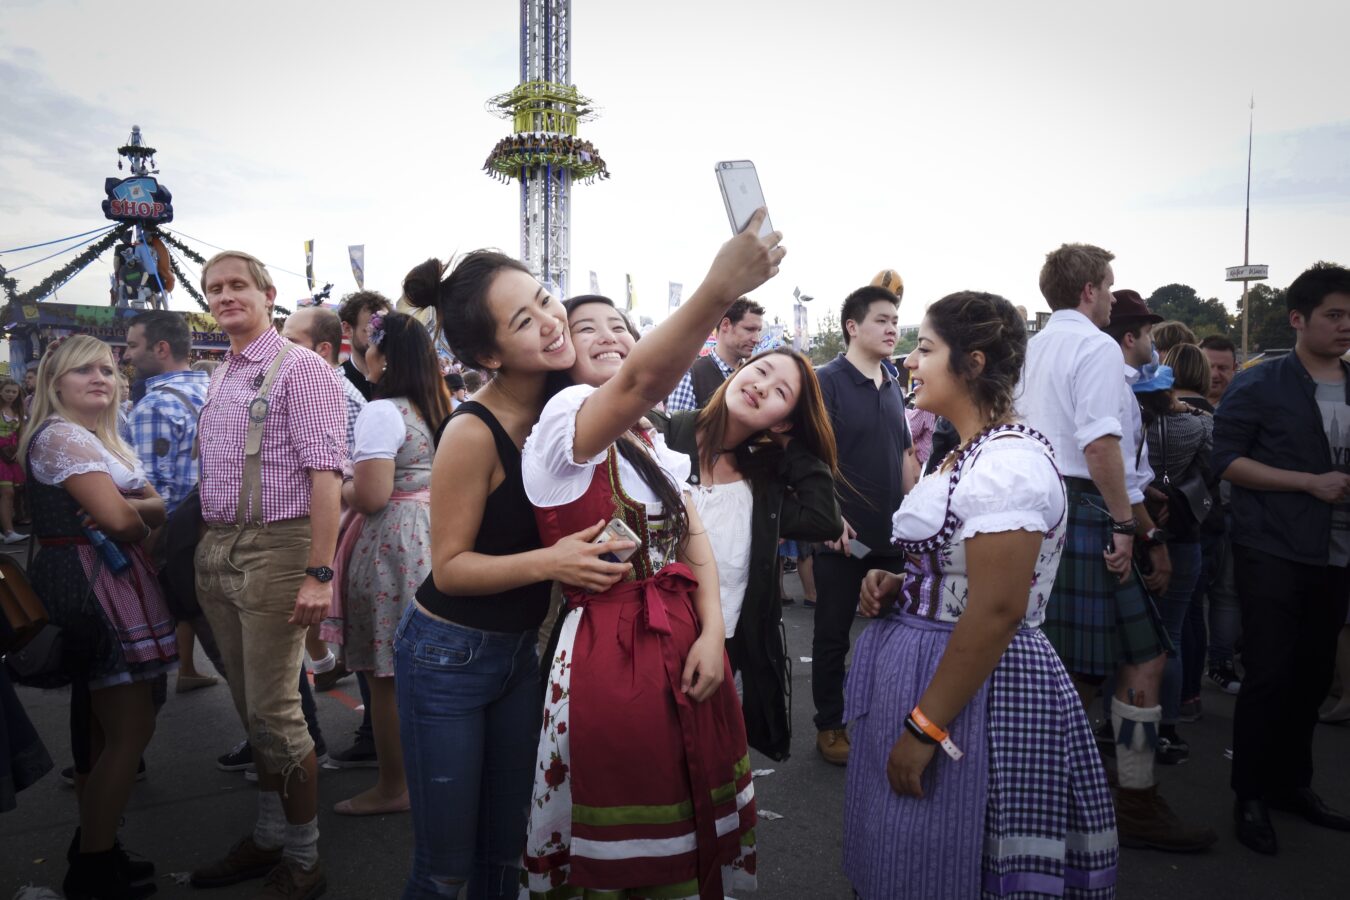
[
  {"left": 348, "top": 245, "right": 365, "bottom": 290},
  {"left": 794, "top": 302, "right": 809, "bottom": 352},
  {"left": 589, "top": 270, "right": 600, "bottom": 295},
  {"left": 625, "top": 274, "right": 635, "bottom": 312},
  {"left": 304, "top": 240, "right": 315, "bottom": 293},
  {"left": 668, "top": 281, "right": 683, "bottom": 312}
]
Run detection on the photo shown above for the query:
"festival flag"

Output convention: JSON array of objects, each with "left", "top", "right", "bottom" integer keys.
[
  {"left": 625, "top": 274, "right": 635, "bottom": 312},
  {"left": 348, "top": 245, "right": 365, "bottom": 290},
  {"left": 304, "top": 240, "right": 315, "bottom": 293},
  {"left": 589, "top": 270, "right": 600, "bottom": 294},
  {"left": 668, "top": 281, "right": 683, "bottom": 312}
]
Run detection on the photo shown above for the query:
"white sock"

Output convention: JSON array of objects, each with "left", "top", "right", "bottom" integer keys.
[
  {"left": 283, "top": 817, "right": 320, "bottom": 870},
  {"left": 253, "top": 791, "right": 286, "bottom": 850},
  {"left": 1111, "top": 697, "right": 1161, "bottom": 790},
  {"left": 309, "top": 651, "right": 336, "bottom": 674}
]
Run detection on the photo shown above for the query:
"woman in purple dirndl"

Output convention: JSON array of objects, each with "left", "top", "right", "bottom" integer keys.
[{"left": 843, "top": 292, "right": 1117, "bottom": 899}]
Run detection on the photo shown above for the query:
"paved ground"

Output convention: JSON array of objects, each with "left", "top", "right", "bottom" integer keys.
[{"left": 4, "top": 559, "right": 1350, "bottom": 898}]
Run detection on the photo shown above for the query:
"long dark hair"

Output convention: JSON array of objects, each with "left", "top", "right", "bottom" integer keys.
[
  {"left": 564, "top": 294, "right": 689, "bottom": 555},
  {"left": 402, "top": 251, "right": 532, "bottom": 370},
  {"left": 372, "top": 311, "right": 454, "bottom": 434},
  {"left": 696, "top": 348, "right": 840, "bottom": 482}
]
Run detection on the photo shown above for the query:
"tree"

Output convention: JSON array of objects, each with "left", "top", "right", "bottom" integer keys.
[
  {"left": 809, "top": 311, "right": 844, "bottom": 365},
  {"left": 1145, "top": 283, "right": 1233, "bottom": 338},
  {"left": 1237, "top": 283, "right": 1294, "bottom": 355}
]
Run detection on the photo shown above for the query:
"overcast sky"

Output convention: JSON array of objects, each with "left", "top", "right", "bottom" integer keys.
[{"left": 2, "top": 0, "right": 1347, "bottom": 332}]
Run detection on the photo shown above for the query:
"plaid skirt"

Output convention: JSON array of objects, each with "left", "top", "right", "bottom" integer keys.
[
  {"left": 844, "top": 611, "right": 1118, "bottom": 898},
  {"left": 1041, "top": 481, "right": 1169, "bottom": 678}
]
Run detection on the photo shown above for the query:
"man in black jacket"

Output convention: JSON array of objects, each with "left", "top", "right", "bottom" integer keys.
[{"left": 1214, "top": 262, "right": 1350, "bottom": 855}]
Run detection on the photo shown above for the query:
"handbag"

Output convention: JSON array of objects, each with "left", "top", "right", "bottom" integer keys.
[
  {"left": 0, "top": 554, "right": 46, "bottom": 652},
  {"left": 1158, "top": 414, "right": 1213, "bottom": 532}
]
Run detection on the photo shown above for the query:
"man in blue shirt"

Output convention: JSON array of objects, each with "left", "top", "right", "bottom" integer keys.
[
  {"left": 123, "top": 310, "right": 216, "bottom": 691},
  {"left": 812, "top": 285, "right": 917, "bottom": 765},
  {"left": 665, "top": 298, "right": 764, "bottom": 411},
  {"left": 1215, "top": 262, "right": 1350, "bottom": 855}
]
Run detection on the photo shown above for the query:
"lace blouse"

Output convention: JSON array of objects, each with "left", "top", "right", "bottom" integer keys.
[{"left": 29, "top": 417, "right": 149, "bottom": 492}]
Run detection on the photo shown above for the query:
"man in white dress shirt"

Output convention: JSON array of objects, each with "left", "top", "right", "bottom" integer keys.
[{"left": 1020, "top": 243, "right": 1215, "bottom": 852}]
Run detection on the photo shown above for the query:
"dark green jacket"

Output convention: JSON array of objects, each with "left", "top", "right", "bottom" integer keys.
[{"left": 658, "top": 411, "right": 843, "bottom": 760}]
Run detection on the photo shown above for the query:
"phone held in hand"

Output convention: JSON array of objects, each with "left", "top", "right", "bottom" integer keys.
[
  {"left": 715, "top": 160, "right": 774, "bottom": 238},
  {"left": 594, "top": 516, "right": 641, "bottom": 564}
]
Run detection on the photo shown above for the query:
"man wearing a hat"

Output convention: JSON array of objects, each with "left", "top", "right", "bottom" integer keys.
[{"left": 1022, "top": 244, "right": 1215, "bottom": 853}]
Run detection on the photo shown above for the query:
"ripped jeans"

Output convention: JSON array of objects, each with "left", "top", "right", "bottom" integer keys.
[
  {"left": 395, "top": 604, "right": 540, "bottom": 899},
  {"left": 195, "top": 518, "right": 314, "bottom": 781}
]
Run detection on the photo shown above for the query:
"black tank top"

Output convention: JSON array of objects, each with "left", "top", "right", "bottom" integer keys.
[{"left": 414, "top": 401, "right": 551, "bottom": 632}]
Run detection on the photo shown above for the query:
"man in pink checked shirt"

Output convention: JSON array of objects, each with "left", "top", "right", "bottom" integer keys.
[{"left": 189, "top": 251, "right": 345, "bottom": 900}]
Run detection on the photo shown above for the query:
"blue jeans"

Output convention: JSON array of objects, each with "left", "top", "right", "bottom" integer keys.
[
  {"left": 394, "top": 605, "right": 541, "bottom": 900},
  {"left": 1156, "top": 541, "right": 1202, "bottom": 724},
  {"left": 1204, "top": 529, "right": 1242, "bottom": 668}
]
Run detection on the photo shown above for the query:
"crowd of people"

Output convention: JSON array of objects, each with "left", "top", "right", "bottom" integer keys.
[{"left": 1, "top": 216, "right": 1348, "bottom": 900}]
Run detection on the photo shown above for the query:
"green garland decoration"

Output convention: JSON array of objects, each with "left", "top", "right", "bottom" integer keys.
[
  {"left": 1, "top": 227, "right": 129, "bottom": 323},
  {"left": 156, "top": 230, "right": 206, "bottom": 265},
  {"left": 165, "top": 252, "right": 210, "bottom": 312}
]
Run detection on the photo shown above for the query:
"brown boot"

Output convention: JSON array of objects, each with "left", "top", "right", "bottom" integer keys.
[
  {"left": 1115, "top": 785, "right": 1217, "bottom": 852},
  {"left": 816, "top": 728, "right": 850, "bottom": 766},
  {"left": 190, "top": 836, "right": 284, "bottom": 888},
  {"left": 255, "top": 858, "right": 326, "bottom": 899}
]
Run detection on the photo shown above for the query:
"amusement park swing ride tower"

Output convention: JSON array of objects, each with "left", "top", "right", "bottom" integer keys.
[{"left": 484, "top": 0, "right": 608, "bottom": 298}]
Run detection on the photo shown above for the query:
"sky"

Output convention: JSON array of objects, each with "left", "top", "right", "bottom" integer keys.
[{"left": 2, "top": 0, "right": 1348, "bottom": 334}]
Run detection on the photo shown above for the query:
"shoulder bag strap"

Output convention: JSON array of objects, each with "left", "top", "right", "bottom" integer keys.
[{"left": 237, "top": 342, "right": 296, "bottom": 527}]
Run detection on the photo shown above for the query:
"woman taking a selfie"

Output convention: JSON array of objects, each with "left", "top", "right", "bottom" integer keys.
[
  {"left": 521, "top": 214, "right": 783, "bottom": 900},
  {"left": 659, "top": 347, "right": 842, "bottom": 761},
  {"left": 842, "top": 293, "right": 1116, "bottom": 899},
  {"left": 20, "top": 335, "right": 175, "bottom": 899}
]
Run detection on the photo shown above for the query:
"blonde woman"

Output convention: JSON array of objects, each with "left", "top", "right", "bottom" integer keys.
[{"left": 19, "top": 335, "right": 175, "bottom": 899}]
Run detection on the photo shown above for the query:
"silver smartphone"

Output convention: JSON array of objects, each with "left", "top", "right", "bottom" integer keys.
[
  {"left": 715, "top": 160, "right": 774, "bottom": 237},
  {"left": 594, "top": 516, "right": 641, "bottom": 563}
]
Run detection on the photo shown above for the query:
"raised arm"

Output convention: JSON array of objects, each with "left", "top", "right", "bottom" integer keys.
[{"left": 570, "top": 210, "right": 785, "bottom": 461}]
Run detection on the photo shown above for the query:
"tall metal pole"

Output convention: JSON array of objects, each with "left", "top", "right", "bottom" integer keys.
[
  {"left": 1241, "top": 97, "right": 1253, "bottom": 361},
  {"left": 485, "top": 0, "right": 606, "bottom": 297}
]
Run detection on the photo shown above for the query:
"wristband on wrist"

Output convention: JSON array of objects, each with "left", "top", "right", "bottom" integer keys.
[
  {"left": 910, "top": 706, "right": 963, "bottom": 760},
  {"left": 904, "top": 715, "right": 938, "bottom": 745},
  {"left": 1109, "top": 518, "right": 1138, "bottom": 535}
]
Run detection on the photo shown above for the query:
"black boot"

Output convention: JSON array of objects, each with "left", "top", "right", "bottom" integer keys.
[
  {"left": 64, "top": 845, "right": 157, "bottom": 899},
  {"left": 67, "top": 828, "right": 155, "bottom": 882}
]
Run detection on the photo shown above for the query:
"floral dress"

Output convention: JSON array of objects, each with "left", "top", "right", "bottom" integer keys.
[
  {"left": 520, "top": 385, "right": 757, "bottom": 900},
  {"left": 341, "top": 399, "right": 434, "bottom": 676}
]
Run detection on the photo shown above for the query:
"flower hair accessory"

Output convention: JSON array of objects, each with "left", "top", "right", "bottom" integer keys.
[
  {"left": 368, "top": 313, "right": 387, "bottom": 349},
  {"left": 44, "top": 335, "right": 70, "bottom": 358}
]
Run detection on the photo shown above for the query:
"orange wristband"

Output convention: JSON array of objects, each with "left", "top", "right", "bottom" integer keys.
[{"left": 911, "top": 706, "right": 963, "bottom": 761}]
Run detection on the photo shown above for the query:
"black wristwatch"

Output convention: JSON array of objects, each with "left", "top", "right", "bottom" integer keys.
[
  {"left": 305, "top": 566, "right": 335, "bottom": 583},
  {"left": 1141, "top": 528, "right": 1169, "bottom": 548}
]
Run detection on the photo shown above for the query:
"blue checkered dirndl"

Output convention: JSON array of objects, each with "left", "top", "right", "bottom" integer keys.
[{"left": 844, "top": 610, "right": 1118, "bottom": 899}]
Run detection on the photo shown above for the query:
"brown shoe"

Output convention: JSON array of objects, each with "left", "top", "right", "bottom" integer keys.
[
  {"left": 190, "top": 836, "right": 284, "bottom": 888},
  {"left": 255, "top": 858, "right": 327, "bottom": 899},
  {"left": 312, "top": 664, "right": 350, "bottom": 693},
  {"left": 1115, "top": 785, "right": 1217, "bottom": 852},
  {"left": 817, "top": 728, "right": 850, "bottom": 766}
]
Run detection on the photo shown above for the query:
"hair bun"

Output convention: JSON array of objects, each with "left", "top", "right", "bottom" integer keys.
[{"left": 402, "top": 258, "right": 446, "bottom": 310}]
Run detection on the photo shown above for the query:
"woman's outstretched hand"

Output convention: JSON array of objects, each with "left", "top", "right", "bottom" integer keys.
[{"left": 703, "top": 208, "right": 785, "bottom": 301}]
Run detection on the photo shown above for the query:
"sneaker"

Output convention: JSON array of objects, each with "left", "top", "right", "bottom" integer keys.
[
  {"left": 60, "top": 757, "right": 146, "bottom": 786},
  {"left": 257, "top": 857, "right": 327, "bottom": 899},
  {"left": 190, "top": 836, "right": 284, "bottom": 888},
  {"left": 803, "top": 599, "right": 817, "bottom": 609},
  {"left": 329, "top": 737, "right": 379, "bottom": 769},
  {"left": 3, "top": 530, "right": 28, "bottom": 544},
  {"left": 783, "top": 559, "right": 798, "bottom": 574},
  {"left": 1156, "top": 732, "right": 1191, "bottom": 766},
  {"left": 217, "top": 740, "right": 253, "bottom": 772},
  {"left": 1179, "top": 697, "right": 1202, "bottom": 723},
  {"left": 312, "top": 663, "right": 351, "bottom": 693},
  {"left": 1208, "top": 663, "right": 1241, "bottom": 695},
  {"left": 780, "top": 596, "right": 796, "bottom": 606},
  {"left": 816, "top": 728, "right": 850, "bottom": 766}
]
